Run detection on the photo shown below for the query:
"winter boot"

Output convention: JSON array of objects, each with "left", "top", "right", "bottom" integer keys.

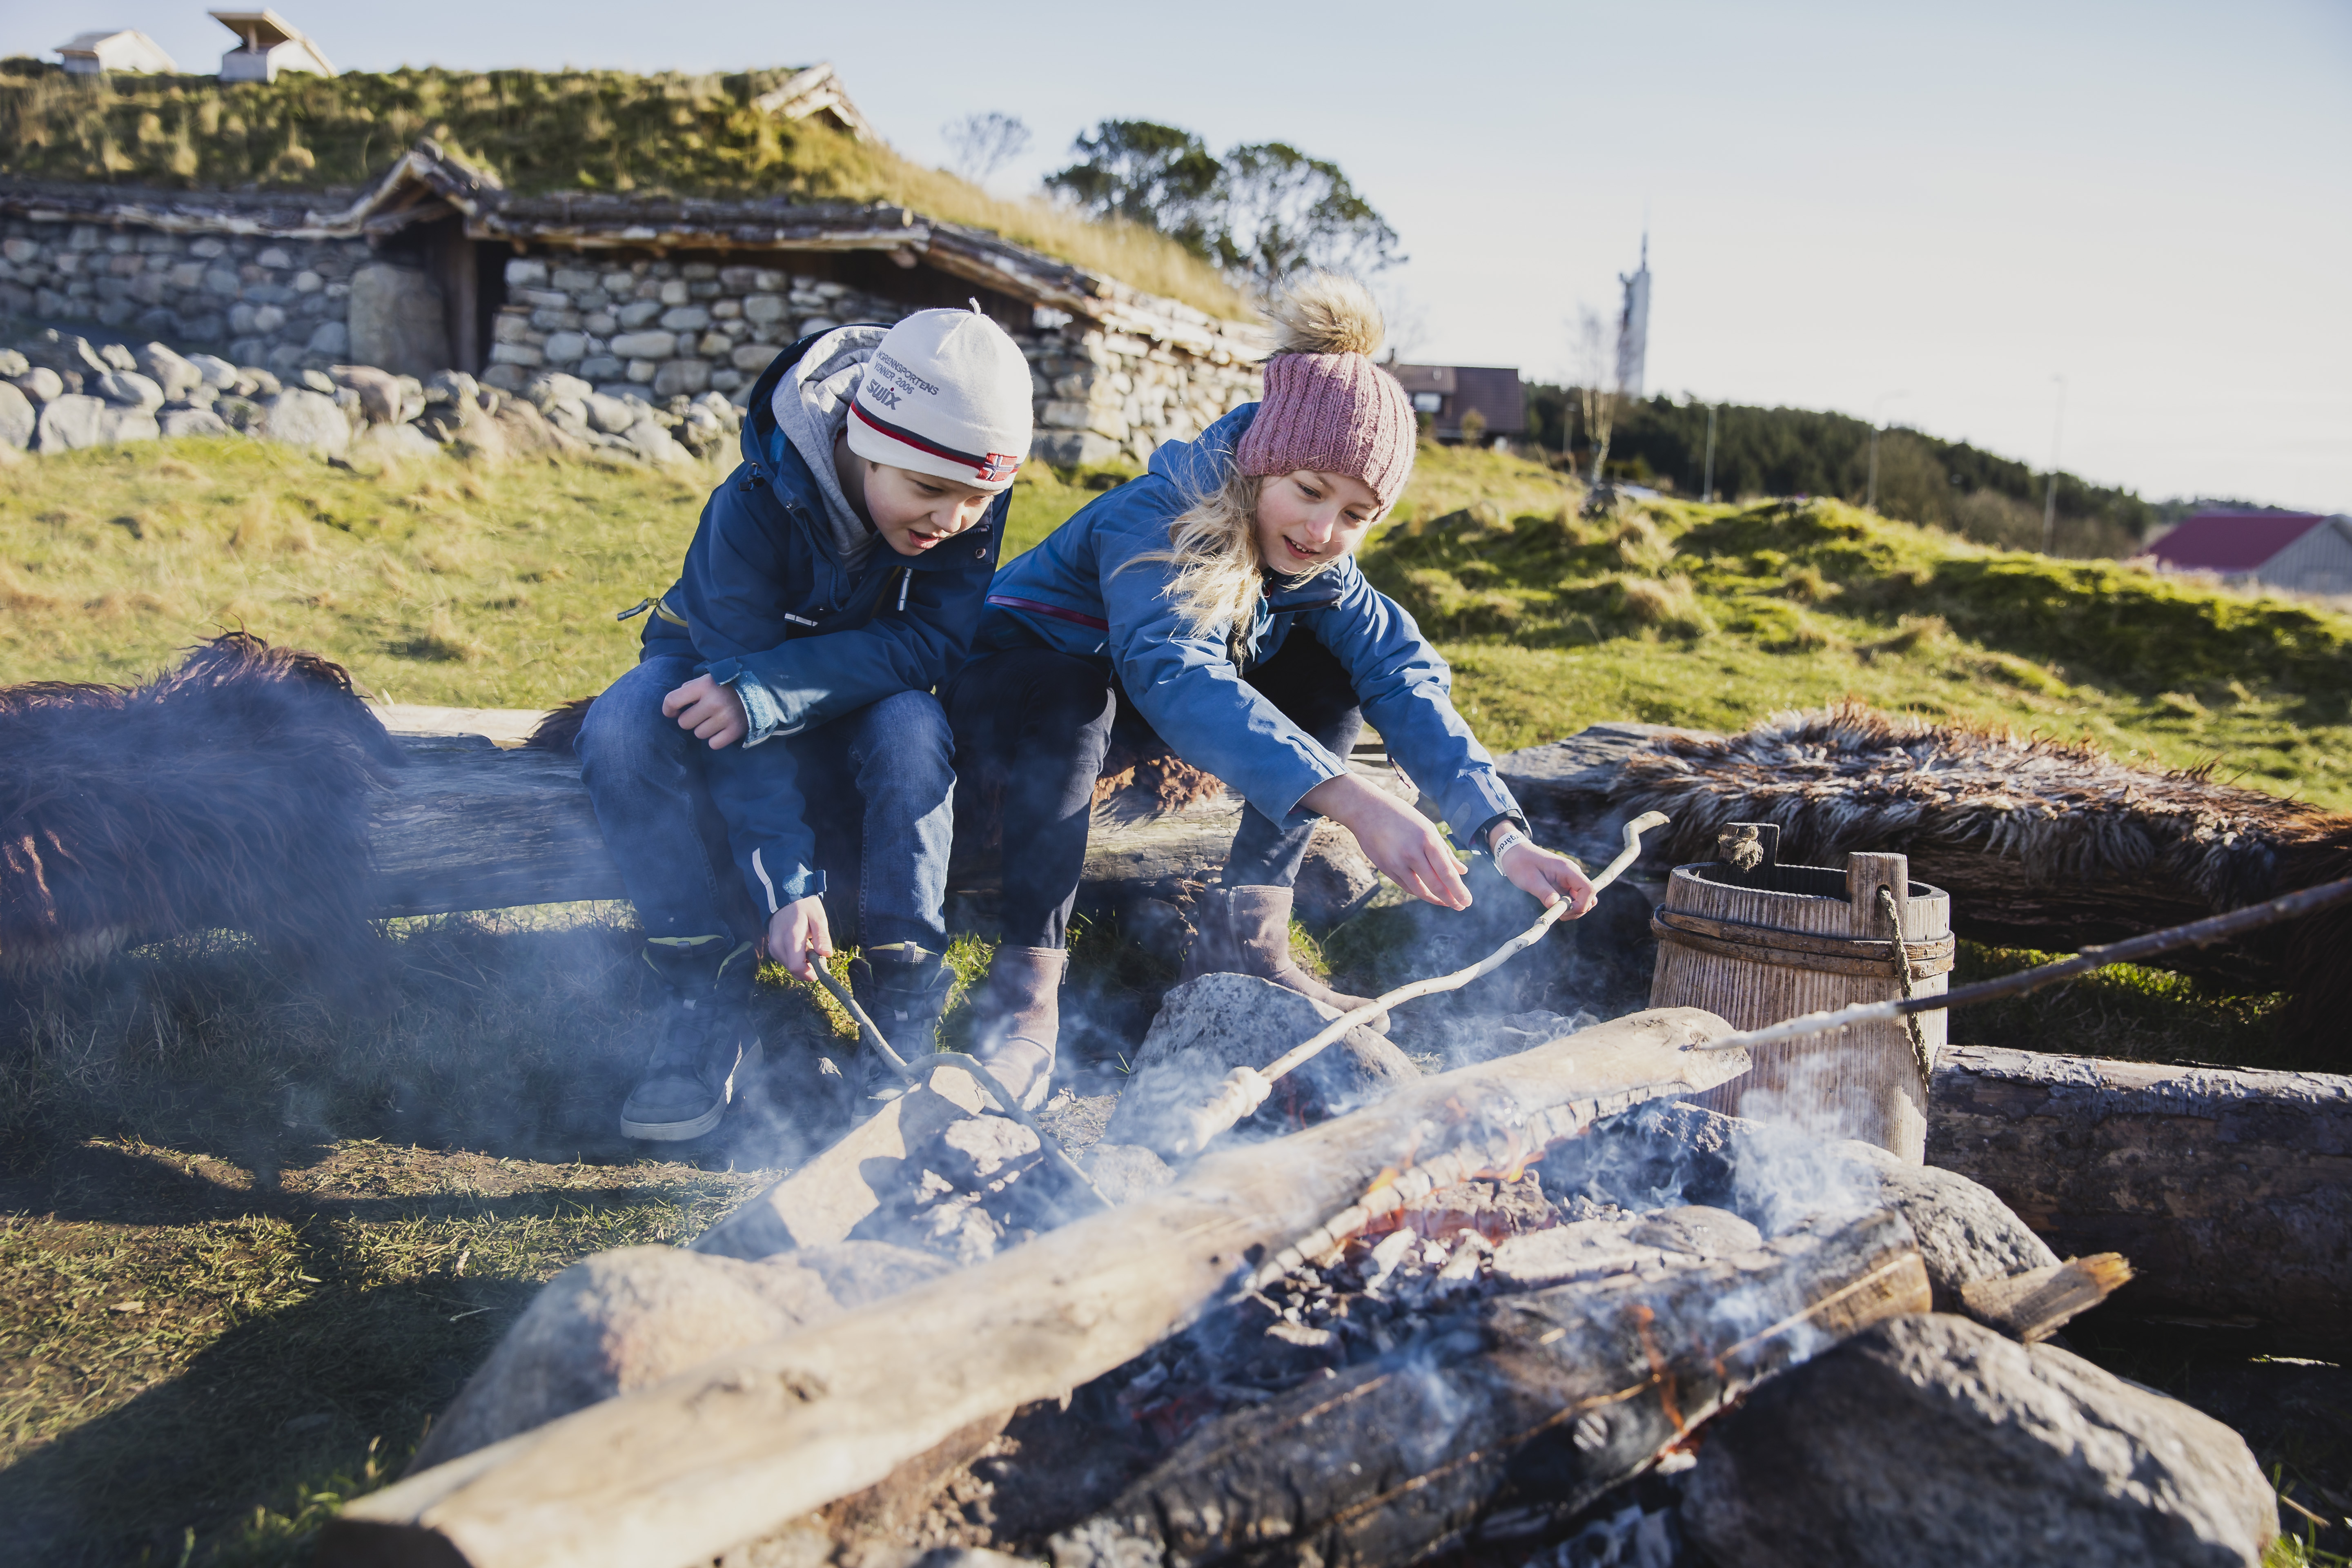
[
  {"left": 968, "top": 944, "right": 1065, "bottom": 1111},
  {"left": 849, "top": 942, "right": 955, "bottom": 1102},
  {"left": 621, "top": 936, "right": 763, "bottom": 1141},
  {"left": 1180, "top": 885, "right": 1389, "bottom": 1031}
]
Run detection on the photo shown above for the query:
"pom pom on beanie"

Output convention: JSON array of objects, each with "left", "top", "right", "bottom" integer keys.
[{"left": 1233, "top": 275, "right": 1416, "bottom": 511}]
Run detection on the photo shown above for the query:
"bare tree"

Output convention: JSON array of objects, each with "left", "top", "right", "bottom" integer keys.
[{"left": 942, "top": 112, "right": 1032, "bottom": 189}]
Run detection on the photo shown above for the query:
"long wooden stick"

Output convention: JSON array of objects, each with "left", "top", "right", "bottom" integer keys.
[
  {"left": 1687, "top": 872, "right": 2352, "bottom": 1058},
  {"left": 1166, "top": 811, "right": 1672, "bottom": 1157}
]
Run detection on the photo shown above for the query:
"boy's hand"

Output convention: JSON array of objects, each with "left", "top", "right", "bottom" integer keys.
[
  {"left": 765, "top": 896, "right": 833, "bottom": 982},
  {"left": 1492, "top": 829, "right": 1598, "bottom": 918},
  {"left": 663, "top": 674, "right": 748, "bottom": 749}
]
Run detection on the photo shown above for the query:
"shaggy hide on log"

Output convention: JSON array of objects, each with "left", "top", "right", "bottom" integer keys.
[
  {"left": 1605, "top": 702, "right": 2352, "bottom": 1045},
  {"left": 0, "top": 633, "right": 405, "bottom": 973}
]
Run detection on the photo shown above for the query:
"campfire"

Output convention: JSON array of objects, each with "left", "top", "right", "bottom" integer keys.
[{"left": 323, "top": 992, "right": 2279, "bottom": 1568}]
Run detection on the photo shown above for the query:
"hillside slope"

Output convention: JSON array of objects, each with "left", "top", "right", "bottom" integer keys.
[{"left": 1361, "top": 485, "right": 2352, "bottom": 806}]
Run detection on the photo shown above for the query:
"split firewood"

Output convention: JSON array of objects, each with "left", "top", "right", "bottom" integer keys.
[
  {"left": 1959, "top": 1254, "right": 2133, "bottom": 1343},
  {"left": 1050, "top": 1207, "right": 1930, "bottom": 1568},
  {"left": 319, "top": 1008, "right": 1750, "bottom": 1568}
]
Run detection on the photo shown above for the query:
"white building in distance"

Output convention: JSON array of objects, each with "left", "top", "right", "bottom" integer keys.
[
  {"left": 56, "top": 30, "right": 179, "bottom": 74},
  {"left": 209, "top": 10, "right": 334, "bottom": 82}
]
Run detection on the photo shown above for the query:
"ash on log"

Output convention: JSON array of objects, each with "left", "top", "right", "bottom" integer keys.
[
  {"left": 1050, "top": 1208, "right": 1929, "bottom": 1568},
  {"left": 319, "top": 1009, "right": 1749, "bottom": 1568}
]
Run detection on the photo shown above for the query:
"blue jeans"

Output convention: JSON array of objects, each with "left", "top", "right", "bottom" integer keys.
[{"left": 576, "top": 655, "right": 955, "bottom": 966}]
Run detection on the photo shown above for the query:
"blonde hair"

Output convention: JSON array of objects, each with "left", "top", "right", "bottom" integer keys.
[{"left": 1143, "top": 274, "right": 1386, "bottom": 653}]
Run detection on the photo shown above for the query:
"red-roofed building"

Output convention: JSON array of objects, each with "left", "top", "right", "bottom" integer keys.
[{"left": 2135, "top": 511, "right": 2352, "bottom": 597}]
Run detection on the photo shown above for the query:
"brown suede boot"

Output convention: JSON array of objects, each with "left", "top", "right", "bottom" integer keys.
[
  {"left": 1183, "top": 885, "right": 1388, "bottom": 1031},
  {"left": 969, "top": 944, "right": 1065, "bottom": 1111}
]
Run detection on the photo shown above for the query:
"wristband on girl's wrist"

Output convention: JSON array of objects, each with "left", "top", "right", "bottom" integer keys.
[{"left": 1490, "top": 826, "right": 1532, "bottom": 861}]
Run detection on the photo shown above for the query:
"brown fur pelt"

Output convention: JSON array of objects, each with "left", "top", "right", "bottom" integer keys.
[
  {"left": 1091, "top": 737, "right": 1229, "bottom": 815},
  {"left": 1606, "top": 701, "right": 2352, "bottom": 1046},
  {"left": 527, "top": 695, "right": 596, "bottom": 753},
  {"left": 0, "top": 633, "right": 407, "bottom": 975}
]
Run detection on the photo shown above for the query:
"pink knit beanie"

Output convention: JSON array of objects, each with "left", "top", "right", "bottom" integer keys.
[{"left": 1234, "top": 277, "right": 1416, "bottom": 511}]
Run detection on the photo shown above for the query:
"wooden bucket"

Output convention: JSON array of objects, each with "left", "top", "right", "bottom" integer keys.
[{"left": 1647, "top": 824, "right": 1951, "bottom": 1162}]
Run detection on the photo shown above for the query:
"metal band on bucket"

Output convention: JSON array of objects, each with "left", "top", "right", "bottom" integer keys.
[{"left": 1650, "top": 906, "right": 1957, "bottom": 978}]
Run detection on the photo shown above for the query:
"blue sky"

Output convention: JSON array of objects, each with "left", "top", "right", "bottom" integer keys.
[{"left": 9, "top": 0, "right": 2348, "bottom": 510}]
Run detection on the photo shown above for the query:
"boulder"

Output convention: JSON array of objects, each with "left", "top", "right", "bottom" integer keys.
[
  {"left": 525, "top": 371, "right": 594, "bottom": 409},
  {"left": 423, "top": 369, "right": 479, "bottom": 406},
  {"left": 99, "top": 407, "right": 160, "bottom": 445},
  {"left": 11, "top": 368, "right": 64, "bottom": 404},
  {"left": 1679, "top": 1313, "right": 2276, "bottom": 1568},
  {"left": 94, "top": 371, "right": 165, "bottom": 411},
  {"left": 134, "top": 342, "right": 205, "bottom": 401},
  {"left": 347, "top": 263, "right": 448, "bottom": 379},
  {"left": 188, "top": 353, "right": 239, "bottom": 389},
  {"left": 98, "top": 342, "right": 137, "bottom": 372},
  {"left": 0, "top": 349, "right": 25, "bottom": 378},
  {"left": 1102, "top": 973, "right": 1421, "bottom": 1154},
  {"left": 621, "top": 416, "right": 693, "bottom": 466},
  {"left": 407, "top": 1241, "right": 952, "bottom": 1473},
  {"left": 35, "top": 394, "right": 110, "bottom": 450},
  {"left": 583, "top": 392, "right": 638, "bottom": 434},
  {"left": 330, "top": 363, "right": 407, "bottom": 424},
  {"left": 0, "top": 383, "right": 32, "bottom": 450},
  {"left": 159, "top": 408, "right": 233, "bottom": 439},
  {"left": 1838, "top": 1140, "right": 2061, "bottom": 1310},
  {"left": 24, "top": 330, "right": 109, "bottom": 381},
  {"left": 261, "top": 388, "right": 351, "bottom": 455}
]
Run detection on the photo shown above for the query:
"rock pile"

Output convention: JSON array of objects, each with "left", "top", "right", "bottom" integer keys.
[{"left": 0, "top": 327, "right": 742, "bottom": 465}]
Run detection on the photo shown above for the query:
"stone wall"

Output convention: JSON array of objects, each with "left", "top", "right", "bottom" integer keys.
[
  {"left": 484, "top": 255, "right": 1263, "bottom": 469},
  {"left": 0, "top": 218, "right": 405, "bottom": 378},
  {"left": 0, "top": 217, "right": 1266, "bottom": 470}
]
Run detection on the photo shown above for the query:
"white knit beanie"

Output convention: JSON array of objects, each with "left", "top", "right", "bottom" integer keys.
[{"left": 846, "top": 303, "right": 1034, "bottom": 491}]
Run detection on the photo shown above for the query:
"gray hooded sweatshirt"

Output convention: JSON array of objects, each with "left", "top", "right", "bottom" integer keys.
[{"left": 770, "top": 324, "right": 889, "bottom": 570}]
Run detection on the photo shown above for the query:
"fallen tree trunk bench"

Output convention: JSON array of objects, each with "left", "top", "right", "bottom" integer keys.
[{"left": 364, "top": 732, "right": 1395, "bottom": 924}]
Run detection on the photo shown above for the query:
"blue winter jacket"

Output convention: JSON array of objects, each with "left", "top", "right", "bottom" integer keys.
[
  {"left": 971, "top": 405, "right": 1521, "bottom": 846},
  {"left": 635, "top": 333, "right": 1006, "bottom": 915}
]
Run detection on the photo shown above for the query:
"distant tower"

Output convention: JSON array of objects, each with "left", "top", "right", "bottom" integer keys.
[{"left": 1616, "top": 233, "right": 1651, "bottom": 398}]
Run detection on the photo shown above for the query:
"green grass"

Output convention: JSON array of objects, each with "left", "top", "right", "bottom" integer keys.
[
  {"left": 1361, "top": 491, "right": 2352, "bottom": 811},
  {"left": 0, "top": 60, "right": 1252, "bottom": 320}
]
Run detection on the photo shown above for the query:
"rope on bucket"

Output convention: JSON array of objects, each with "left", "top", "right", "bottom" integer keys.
[{"left": 1875, "top": 882, "right": 1934, "bottom": 1084}]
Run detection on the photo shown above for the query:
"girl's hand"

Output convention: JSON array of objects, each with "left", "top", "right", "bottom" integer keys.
[
  {"left": 1492, "top": 827, "right": 1598, "bottom": 918},
  {"left": 663, "top": 674, "right": 748, "bottom": 749},
  {"left": 1302, "top": 774, "right": 1472, "bottom": 909},
  {"left": 764, "top": 896, "right": 833, "bottom": 982}
]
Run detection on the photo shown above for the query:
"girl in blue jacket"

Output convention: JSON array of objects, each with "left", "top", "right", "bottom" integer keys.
[{"left": 948, "top": 277, "right": 1595, "bottom": 1109}]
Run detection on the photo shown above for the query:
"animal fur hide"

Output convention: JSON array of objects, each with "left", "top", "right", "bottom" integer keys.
[
  {"left": 0, "top": 634, "right": 406, "bottom": 973},
  {"left": 1595, "top": 702, "right": 2351, "bottom": 1046}
]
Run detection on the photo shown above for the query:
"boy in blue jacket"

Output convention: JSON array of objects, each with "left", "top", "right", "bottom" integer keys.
[{"left": 577, "top": 306, "right": 1035, "bottom": 1139}]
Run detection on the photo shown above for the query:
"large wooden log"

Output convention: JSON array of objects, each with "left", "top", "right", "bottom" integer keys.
[
  {"left": 1927, "top": 1045, "right": 2352, "bottom": 1348},
  {"left": 363, "top": 734, "right": 1392, "bottom": 922},
  {"left": 319, "top": 1008, "right": 1750, "bottom": 1568},
  {"left": 1053, "top": 1208, "right": 1929, "bottom": 1568}
]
